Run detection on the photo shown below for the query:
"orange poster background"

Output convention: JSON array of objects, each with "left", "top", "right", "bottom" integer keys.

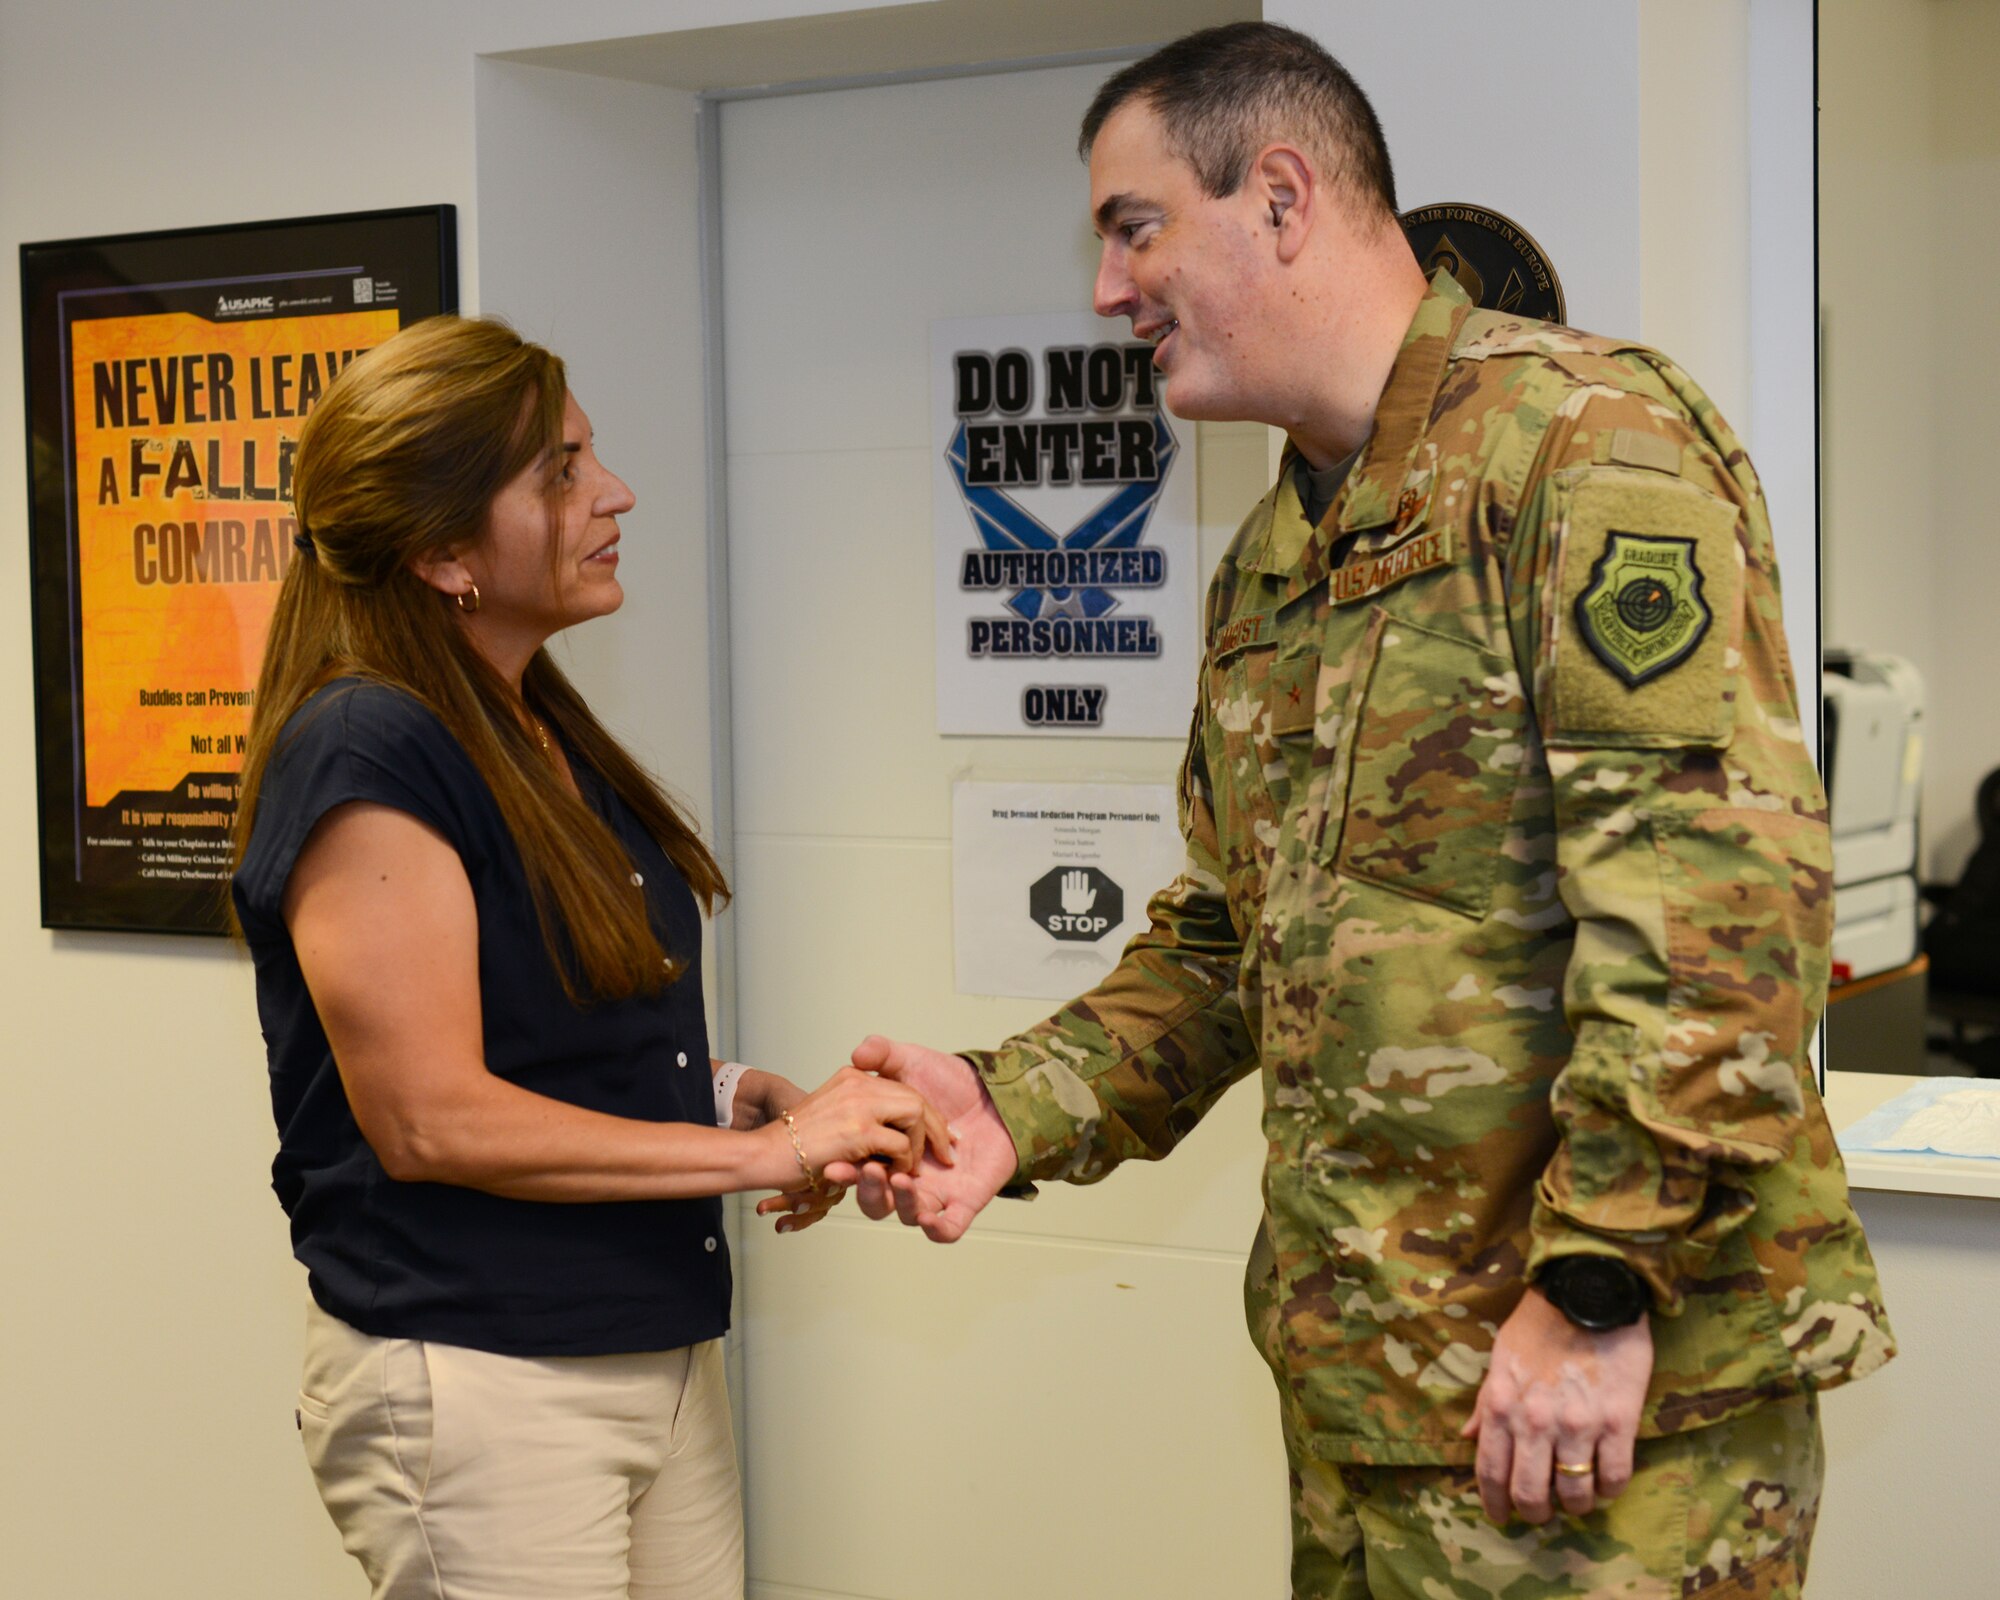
[{"left": 71, "top": 309, "right": 397, "bottom": 804}]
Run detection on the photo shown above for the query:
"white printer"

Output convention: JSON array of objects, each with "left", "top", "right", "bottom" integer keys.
[{"left": 1822, "top": 650, "right": 1924, "bottom": 980}]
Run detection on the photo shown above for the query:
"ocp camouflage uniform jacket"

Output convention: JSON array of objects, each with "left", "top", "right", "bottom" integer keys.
[{"left": 965, "top": 272, "right": 1894, "bottom": 1466}]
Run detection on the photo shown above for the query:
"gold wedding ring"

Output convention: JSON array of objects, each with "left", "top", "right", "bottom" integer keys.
[{"left": 1554, "top": 1460, "right": 1595, "bottom": 1478}]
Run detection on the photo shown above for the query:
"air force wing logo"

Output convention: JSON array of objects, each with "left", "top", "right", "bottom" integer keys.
[
  {"left": 1575, "top": 532, "right": 1711, "bottom": 688},
  {"left": 945, "top": 413, "right": 1178, "bottom": 621}
]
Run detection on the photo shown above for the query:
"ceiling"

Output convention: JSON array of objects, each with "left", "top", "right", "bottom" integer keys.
[{"left": 489, "top": 0, "right": 1260, "bottom": 96}]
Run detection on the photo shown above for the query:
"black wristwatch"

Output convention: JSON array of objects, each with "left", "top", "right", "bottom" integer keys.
[{"left": 1535, "top": 1256, "right": 1650, "bottom": 1331}]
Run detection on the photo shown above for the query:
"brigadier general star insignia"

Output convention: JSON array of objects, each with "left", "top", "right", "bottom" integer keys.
[{"left": 1575, "top": 531, "right": 1711, "bottom": 688}]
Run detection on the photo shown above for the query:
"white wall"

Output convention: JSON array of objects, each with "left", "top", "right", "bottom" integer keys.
[
  {"left": 1921, "top": 0, "right": 2000, "bottom": 879},
  {"left": 1276, "top": 0, "right": 1643, "bottom": 335},
  {"left": 473, "top": 62, "right": 713, "bottom": 830},
  {"left": 1639, "top": 0, "right": 1752, "bottom": 441},
  {"left": 716, "top": 63, "right": 1283, "bottom": 1600},
  {"left": 1820, "top": 0, "right": 2000, "bottom": 882},
  {"left": 1820, "top": 0, "right": 1943, "bottom": 846}
]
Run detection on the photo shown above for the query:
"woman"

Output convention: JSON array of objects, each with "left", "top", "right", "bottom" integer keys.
[{"left": 230, "top": 315, "right": 946, "bottom": 1600}]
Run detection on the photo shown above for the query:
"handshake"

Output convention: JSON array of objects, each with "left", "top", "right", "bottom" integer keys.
[{"left": 734, "top": 1037, "right": 1019, "bottom": 1241}]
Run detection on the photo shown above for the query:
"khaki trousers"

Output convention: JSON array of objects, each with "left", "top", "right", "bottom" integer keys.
[{"left": 298, "top": 1301, "right": 743, "bottom": 1600}]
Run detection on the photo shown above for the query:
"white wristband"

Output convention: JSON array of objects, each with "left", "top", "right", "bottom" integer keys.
[{"left": 712, "top": 1060, "right": 748, "bottom": 1128}]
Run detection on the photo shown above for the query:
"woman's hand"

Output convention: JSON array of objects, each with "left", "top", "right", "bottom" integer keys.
[
  {"left": 759, "top": 1065, "right": 953, "bottom": 1195},
  {"left": 735, "top": 1069, "right": 844, "bottom": 1232},
  {"left": 754, "top": 1181, "right": 846, "bottom": 1234}
]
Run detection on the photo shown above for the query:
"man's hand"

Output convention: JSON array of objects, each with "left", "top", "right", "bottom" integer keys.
[
  {"left": 823, "top": 1036, "right": 1019, "bottom": 1242},
  {"left": 726, "top": 1065, "right": 804, "bottom": 1132},
  {"left": 1461, "top": 1287, "right": 1653, "bottom": 1525}
]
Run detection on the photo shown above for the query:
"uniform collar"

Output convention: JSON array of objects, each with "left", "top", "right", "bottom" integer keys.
[{"left": 1239, "top": 270, "right": 1473, "bottom": 594}]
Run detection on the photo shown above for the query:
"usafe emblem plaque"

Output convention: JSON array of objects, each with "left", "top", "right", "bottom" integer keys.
[{"left": 1400, "top": 202, "right": 1566, "bottom": 323}]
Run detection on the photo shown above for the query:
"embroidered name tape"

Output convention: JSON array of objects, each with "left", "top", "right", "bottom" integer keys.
[
  {"left": 1211, "top": 611, "right": 1272, "bottom": 661},
  {"left": 1331, "top": 526, "right": 1453, "bottom": 606}
]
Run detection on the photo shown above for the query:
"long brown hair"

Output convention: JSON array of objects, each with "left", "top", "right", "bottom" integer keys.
[{"left": 230, "top": 314, "right": 727, "bottom": 1000}]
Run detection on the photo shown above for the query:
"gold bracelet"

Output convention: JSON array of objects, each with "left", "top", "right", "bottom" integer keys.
[{"left": 779, "top": 1110, "right": 819, "bottom": 1193}]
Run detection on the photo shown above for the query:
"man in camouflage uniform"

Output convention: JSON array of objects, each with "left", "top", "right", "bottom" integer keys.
[{"left": 836, "top": 23, "right": 1893, "bottom": 1597}]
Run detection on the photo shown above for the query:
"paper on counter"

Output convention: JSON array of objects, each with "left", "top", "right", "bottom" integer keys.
[{"left": 1837, "top": 1076, "right": 2000, "bottom": 1161}]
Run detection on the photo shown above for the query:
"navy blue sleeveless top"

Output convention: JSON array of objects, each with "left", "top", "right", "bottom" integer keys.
[{"left": 233, "top": 680, "right": 729, "bottom": 1356}]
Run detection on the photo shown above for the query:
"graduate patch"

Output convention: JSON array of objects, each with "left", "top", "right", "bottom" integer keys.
[
  {"left": 1545, "top": 469, "right": 1741, "bottom": 749},
  {"left": 1574, "top": 533, "right": 1711, "bottom": 687}
]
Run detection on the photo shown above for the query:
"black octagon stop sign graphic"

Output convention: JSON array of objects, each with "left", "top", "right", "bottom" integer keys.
[{"left": 1029, "top": 865, "right": 1123, "bottom": 942}]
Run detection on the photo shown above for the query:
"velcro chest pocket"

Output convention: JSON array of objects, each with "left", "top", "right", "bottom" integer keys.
[{"left": 1325, "top": 609, "right": 1530, "bottom": 919}]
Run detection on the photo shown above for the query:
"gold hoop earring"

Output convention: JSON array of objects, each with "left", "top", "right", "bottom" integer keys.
[{"left": 455, "top": 583, "right": 481, "bottom": 615}]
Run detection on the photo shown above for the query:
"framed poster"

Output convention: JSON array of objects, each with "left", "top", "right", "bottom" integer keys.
[{"left": 20, "top": 206, "right": 457, "bottom": 933}]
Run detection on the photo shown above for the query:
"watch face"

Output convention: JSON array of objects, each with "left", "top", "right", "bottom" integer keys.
[{"left": 1547, "top": 1258, "right": 1646, "bottom": 1329}]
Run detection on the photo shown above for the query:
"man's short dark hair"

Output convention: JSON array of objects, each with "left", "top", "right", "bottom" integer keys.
[{"left": 1079, "top": 22, "right": 1397, "bottom": 218}]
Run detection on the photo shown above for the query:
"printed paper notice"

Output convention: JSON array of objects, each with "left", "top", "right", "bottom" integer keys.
[
  {"left": 953, "top": 779, "right": 1184, "bottom": 999},
  {"left": 932, "top": 311, "right": 1199, "bottom": 736}
]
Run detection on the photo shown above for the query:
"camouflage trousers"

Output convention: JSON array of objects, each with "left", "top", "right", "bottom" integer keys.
[
  {"left": 1250, "top": 1228, "right": 1822, "bottom": 1597},
  {"left": 1283, "top": 1392, "right": 1822, "bottom": 1599}
]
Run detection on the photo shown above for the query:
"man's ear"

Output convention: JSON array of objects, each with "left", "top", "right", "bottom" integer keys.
[
  {"left": 1253, "top": 143, "right": 1316, "bottom": 265},
  {"left": 411, "top": 545, "right": 475, "bottom": 602}
]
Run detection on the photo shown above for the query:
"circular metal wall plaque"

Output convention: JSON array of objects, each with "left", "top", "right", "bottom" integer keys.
[{"left": 1400, "top": 202, "right": 1566, "bottom": 324}]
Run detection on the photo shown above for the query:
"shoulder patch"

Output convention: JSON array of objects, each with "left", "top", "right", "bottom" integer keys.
[
  {"left": 1575, "top": 533, "right": 1710, "bottom": 686},
  {"left": 1545, "top": 470, "right": 1741, "bottom": 748}
]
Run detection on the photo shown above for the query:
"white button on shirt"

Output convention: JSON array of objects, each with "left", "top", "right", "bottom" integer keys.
[
  {"left": 703, "top": 1236, "right": 718, "bottom": 1253},
  {"left": 677, "top": 1052, "right": 689, "bottom": 1068},
  {"left": 630, "top": 871, "right": 644, "bottom": 887}
]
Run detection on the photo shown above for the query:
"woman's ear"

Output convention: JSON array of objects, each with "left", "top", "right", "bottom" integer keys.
[{"left": 410, "top": 545, "right": 475, "bottom": 602}]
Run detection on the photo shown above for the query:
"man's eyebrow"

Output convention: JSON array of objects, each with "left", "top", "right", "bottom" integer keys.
[{"left": 1093, "top": 192, "right": 1152, "bottom": 231}]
